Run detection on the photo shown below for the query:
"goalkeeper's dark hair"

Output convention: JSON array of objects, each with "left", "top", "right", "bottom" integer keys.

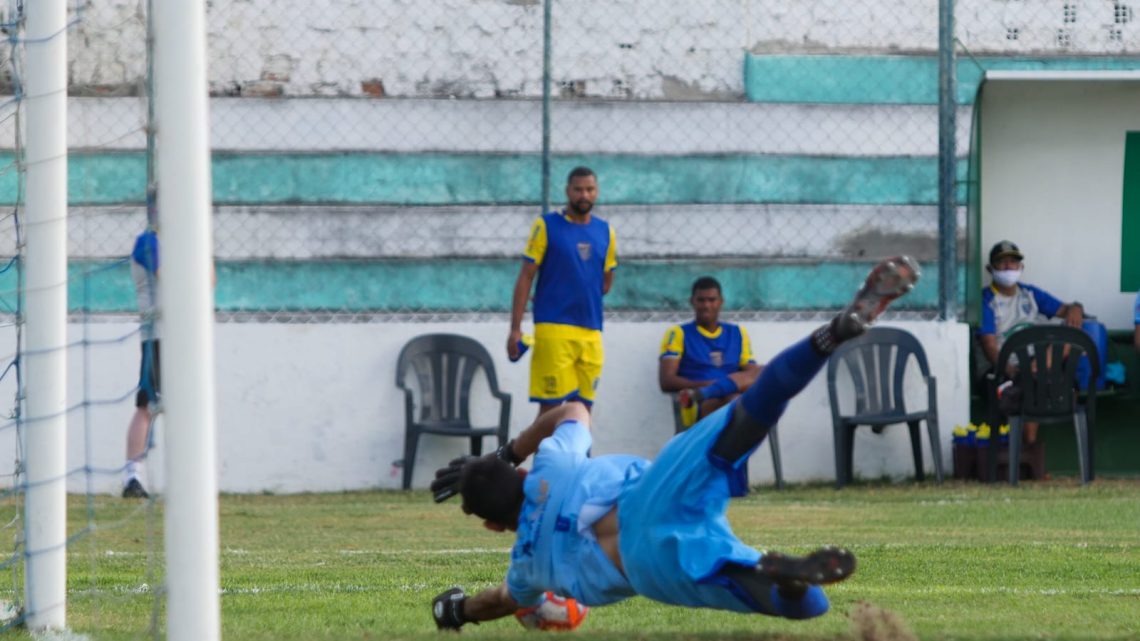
[
  {"left": 459, "top": 456, "right": 524, "bottom": 527},
  {"left": 566, "top": 166, "right": 596, "bottom": 184}
]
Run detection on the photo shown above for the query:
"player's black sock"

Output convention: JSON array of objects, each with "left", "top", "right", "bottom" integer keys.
[
  {"left": 711, "top": 404, "right": 768, "bottom": 463},
  {"left": 718, "top": 563, "right": 777, "bottom": 613},
  {"left": 739, "top": 337, "right": 826, "bottom": 426},
  {"left": 713, "top": 336, "right": 827, "bottom": 463}
]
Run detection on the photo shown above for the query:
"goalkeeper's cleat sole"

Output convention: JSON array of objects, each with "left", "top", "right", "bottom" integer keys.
[
  {"left": 758, "top": 546, "right": 856, "bottom": 586},
  {"left": 832, "top": 255, "right": 921, "bottom": 342}
]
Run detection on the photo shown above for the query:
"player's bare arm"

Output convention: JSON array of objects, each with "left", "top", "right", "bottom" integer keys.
[
  {"left": 508, "top": 261, "right": 539, "bottom": 359},
  {"left": 1056, "top": 302, "right": 1084, "bottom": 328},
  {"left": 431, "top": 582, "right": 518, "bottom": 629},
  {"left": 657, "top": 356, "right": 710, "bottom": 393},
  {"left": 512, "top": 401, "right": 590, "bottom": 459},
  {"left": 980, "top": 333, "right": 1000, "bottom": 368},
  {"left": 466, "top": 583, "right": 518, "bottom": 622},
  {"left": 728, "top": 362, "right": 762, "bottom": 391},
  {"left": 603, "top": 269, "right": 614, "bottom": 295},
  {"left": 430, "top": 401, "right": 589, "bottom": 503}
]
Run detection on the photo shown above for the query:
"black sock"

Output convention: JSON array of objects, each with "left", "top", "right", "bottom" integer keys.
[{"left": 711, "top": 405, "right": 770, "bottom": 463}]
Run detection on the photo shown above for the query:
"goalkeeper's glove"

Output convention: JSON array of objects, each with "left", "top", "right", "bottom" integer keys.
[
  {"left": 432, "top": 587, "right": 469, "bottom": 630},
  {"left": 430, "top": 440, "right": 523, "bottom": 504}
]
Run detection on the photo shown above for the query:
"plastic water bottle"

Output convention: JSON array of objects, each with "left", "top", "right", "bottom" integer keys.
[
  {"left": 509, "top": 333, "right": 534, "bottom": 363},
  {"left": 975, "top": 423, "right": 991, "bottom": 447},
  {"left": 952, "top": 425, "right": 969, "bottom": 446}
]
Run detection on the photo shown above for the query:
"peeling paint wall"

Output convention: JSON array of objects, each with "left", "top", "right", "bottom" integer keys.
[{"left": 67, "top": 1, "right": 1140, "bottom": 99}]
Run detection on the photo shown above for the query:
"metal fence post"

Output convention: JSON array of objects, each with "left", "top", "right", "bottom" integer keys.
[
  {"left": 541, "top": 0, "right": 553, "bottom": 216},
  {"left": 939, "top": 0, "right": 958, "bottom": 321}
]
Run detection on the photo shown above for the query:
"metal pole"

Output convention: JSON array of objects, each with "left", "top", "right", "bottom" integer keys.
[
  {"left": 153, "top": 1, "right": 220, "bottom": 639},
  {"left": 541, "top": 0, "right": 552, "bottom": 215},
  {"left": 23, "top": 0, "right": 68, "bottom": 629},
  {"left": 145, "top": 0, "right": 157, "bottom": 227},
  {"left": 938, "top": 0, "right": 958, "bottom": 320}
]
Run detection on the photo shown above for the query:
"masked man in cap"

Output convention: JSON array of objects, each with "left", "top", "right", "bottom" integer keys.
[{"left": 978, "top": 240, "right": 1085, "bottom": 445}]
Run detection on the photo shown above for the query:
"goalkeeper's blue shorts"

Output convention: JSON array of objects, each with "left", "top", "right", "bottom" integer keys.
[{"left": 617, "top": 402, "right": 828, "bottom": 617}]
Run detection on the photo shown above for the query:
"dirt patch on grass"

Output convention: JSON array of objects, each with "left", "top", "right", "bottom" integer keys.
[{"left": 849, "top": 601, "right": 917, "bottom": 641}]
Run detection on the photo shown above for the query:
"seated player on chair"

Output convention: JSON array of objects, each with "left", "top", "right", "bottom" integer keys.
[{"left": 659, "top": 276, "right": 762, "bottom": 429}]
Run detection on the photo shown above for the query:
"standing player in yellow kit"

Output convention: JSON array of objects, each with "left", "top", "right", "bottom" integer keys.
[{"left": 507, "top": 167, "right": 617, "bottom": 424}]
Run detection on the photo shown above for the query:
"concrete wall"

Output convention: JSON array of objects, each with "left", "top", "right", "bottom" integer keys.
[
  {"left": 0, "top": 319, "right": 969, "bottom": 495},
  {"left": 68, "top": 1, "right": 1140, "bottom": 98},
  {"left": 42, "top": 97, "right": 971, "bottom": 155}
]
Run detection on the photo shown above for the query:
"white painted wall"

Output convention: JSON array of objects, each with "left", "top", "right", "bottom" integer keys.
[
  {"left": 979, "top": 77, "right": 1140, "bottom": 330},
  {"left": 0, "top": 320, "right": 969, "bottom": 495},
  {"left": 41, "top": 98, "right": 972, "bottom": 155},
  {"left": 58, "top": 203, "right": 950, "bottom": 261}
]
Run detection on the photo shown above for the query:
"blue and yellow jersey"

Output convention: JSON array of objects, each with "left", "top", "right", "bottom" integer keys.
[
  {"left": 659, "top": 321, "right": 755, "bottom": 382},
  {"left": 523, "top": 211, "right": 617, "bottom": 331}
]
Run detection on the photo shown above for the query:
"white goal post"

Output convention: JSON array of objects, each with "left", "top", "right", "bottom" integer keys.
[
  {"left": 23, "top": 0, "right": 69, "bottom": 629},
  {"left": 153, "top": 1, "right": 221, "bottom": 641}
]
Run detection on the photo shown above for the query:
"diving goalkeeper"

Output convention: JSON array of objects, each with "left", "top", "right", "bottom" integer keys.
[{"left": 430, "top": 257, "right": 921, "bottom": 630}]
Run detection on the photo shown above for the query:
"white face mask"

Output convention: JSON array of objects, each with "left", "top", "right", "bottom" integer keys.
[{"left": 992, "top": 269, "right": 1021, "bottom": 288}]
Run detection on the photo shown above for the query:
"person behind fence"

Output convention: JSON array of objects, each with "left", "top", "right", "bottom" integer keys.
[
  {"left": 427, "top": 256, "right": 920, "bottom": 630},
  {"left": 122, "top": 195, "right": 161, "bottom": 499},
  {"left": 507, "top": 166, "right": 617, "bottom": 420},
  {"left": 977, "top": 240, "right": 1086, "bottom": 445},
  {"left": 122, "top": 190, "right": 216, "bottom": 499},
  {"left": 659, "top": 276, "right": 762, "bottom": 429}
]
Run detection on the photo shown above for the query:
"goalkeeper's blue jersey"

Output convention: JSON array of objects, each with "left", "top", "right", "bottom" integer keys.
[
  {"left": 508, "top": 338, "right": 837, "bottom": 617},
  {"left": 506, "top": 420, "right": 645, "bottom": 608}
]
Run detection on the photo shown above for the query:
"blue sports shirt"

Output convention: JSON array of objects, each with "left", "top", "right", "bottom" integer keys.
[
  {"left": 659, "top": 321, "right": 755, "bottom": 382},
  {"left": 978, "top": 283, "right": 1063, "bottom": 348},
  {"left": 506, "top": 420, "right": 644, "bottom": 608},
  {"left": 131, "top": 230, "right": 161, "bottom": 341},
  {"left": 523, "top": 212, "right": 617, "bottom": 331}
]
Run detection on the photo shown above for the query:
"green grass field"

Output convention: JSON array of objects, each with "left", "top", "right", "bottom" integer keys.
[{"left": 15, "top": 480, "right": 1140, "bottom": 640}]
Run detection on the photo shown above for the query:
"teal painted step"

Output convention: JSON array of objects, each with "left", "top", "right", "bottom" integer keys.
[
  {"left": 744, "top": 54, "right": 1140, "bottom": 105},
  {"left": 8, "top": 152, "right": 967, "bottom": 206},
  {"left": 7, "top": 259, "right": 962, "bottom": 314}
]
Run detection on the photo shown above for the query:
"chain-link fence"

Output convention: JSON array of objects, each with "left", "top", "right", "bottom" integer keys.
[{"left": 12, "top": 0, "right": 1140, "bottom": 321}]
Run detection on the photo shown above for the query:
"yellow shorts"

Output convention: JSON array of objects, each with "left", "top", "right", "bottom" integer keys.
[{"left": 529, "top": 323, "right": 604, "bottom": 405}]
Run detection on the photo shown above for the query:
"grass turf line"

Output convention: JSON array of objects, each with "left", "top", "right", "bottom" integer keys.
[{"left": 8, "top": 480, "right": 1139, "bottom": 640}]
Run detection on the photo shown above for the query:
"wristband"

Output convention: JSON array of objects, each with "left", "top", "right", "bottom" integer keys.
[
  {"left": 701, "top": 375, "right": 738, "bottom": 401},
  {"left": 496, "top": 439, "right": 524, "bottom": 466}
]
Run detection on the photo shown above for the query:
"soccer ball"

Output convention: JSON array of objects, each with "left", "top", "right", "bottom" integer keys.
[{"left": 514, "top": 591, "right": 588, "bottom": 631}]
